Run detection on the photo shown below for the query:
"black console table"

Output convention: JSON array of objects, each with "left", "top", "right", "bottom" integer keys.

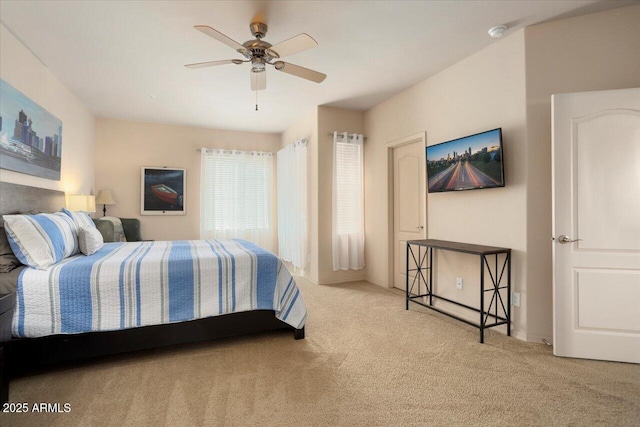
[{"left": 406, "top": 239, "right": 511, "bottom": 343}]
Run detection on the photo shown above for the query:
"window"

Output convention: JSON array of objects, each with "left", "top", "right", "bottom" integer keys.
[
  {"left": 335, "top": 141, "right": 362, "bottom": 235},
  {"left": 332, "top": 132, "right": 365, "bottom": 271},
  {"left": 200, "top": 148, "right": 274, "bottom": 250}
]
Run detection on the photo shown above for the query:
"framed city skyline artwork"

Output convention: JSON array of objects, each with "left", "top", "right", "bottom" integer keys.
[
  {"left": 0, "top": 79, "right": 63, "bottom": 180},
  {"left": 141, "top": 167, "right": 186, "bottom": 215}
]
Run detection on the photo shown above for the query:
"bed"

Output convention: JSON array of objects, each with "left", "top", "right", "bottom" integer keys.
[{"left": 0, "top": 182, "right": 305, "bottom": 379}]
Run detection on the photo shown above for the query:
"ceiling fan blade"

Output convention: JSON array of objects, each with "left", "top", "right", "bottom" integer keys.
[
  {"left": 274, "top": 61, "right": 326, "bottom": 83},
  {"left": 269, "top": 33, "right": 317, "bottom": 58},
  {"left": 251, "top": 71, "right": 266, "bottom": 91},
  {"left": 185, "top": 59, "right": 243, "bottom": 69},
  {"left": 194, "top": 25, "right": 247, "bottom": 53}
]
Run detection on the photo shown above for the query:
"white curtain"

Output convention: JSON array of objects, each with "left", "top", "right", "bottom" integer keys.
[
  {"left": 200, "top": 148, "right": 274, "bottom": 251},
  {"left": 332, "top": 131, "right": 365, "bottom": 271},
  {"left": 277, "top": 139, "right": 308, "bottom": 271}
]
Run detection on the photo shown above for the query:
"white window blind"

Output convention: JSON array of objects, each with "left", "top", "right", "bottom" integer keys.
[
  {"left": 335, "top": 142, "right": 362, "bottom": 235},
  {"left": 332, "top": 132, "right": 365, "bottom": 271},
  {"left": 200, "top": 148, "right": 274, "bottom": 250}
]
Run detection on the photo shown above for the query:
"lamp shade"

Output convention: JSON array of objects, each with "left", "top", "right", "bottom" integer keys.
[
  {"left": 68, "top": 194, "right": 96, "bottom": 213},
  {"left": 95, "top": 190, "right": 116, "bottom": 205}
]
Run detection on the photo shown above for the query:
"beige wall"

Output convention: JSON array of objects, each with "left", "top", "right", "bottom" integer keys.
[
  {"left": 280, "top": 106, "right": 365, "bottom": 284},
  {"left": 317, "top": 106, "right": 365, "bottom": 284},
  {"left": 522, "top": 4, "right": 640, "bottom": 341},
  {"left": 364, "top": 31, "right": 528, "bottom": 337},
  {"left": 0, "top": 24, "right": 95, "bottom": 199},
  {"left": 95, "top": 118, "right": 280, "bottom": 241}
]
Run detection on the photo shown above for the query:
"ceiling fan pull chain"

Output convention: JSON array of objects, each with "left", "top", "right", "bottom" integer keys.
[{"left": 255, "top": 87, "right": 259, "bottom": 111}]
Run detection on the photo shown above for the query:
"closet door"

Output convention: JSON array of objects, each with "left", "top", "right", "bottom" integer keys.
[{"left": 390, "top": 133, "right": 427, "bottom": 292}]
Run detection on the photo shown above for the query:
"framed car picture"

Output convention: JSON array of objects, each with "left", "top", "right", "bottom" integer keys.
[{"left": 140, "top": 167, "right": 186, "bottom": 215}]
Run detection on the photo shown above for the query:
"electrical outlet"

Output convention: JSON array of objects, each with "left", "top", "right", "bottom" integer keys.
[
  {"left": 456, "top": 277, "right": 463, "bottom": 290},
  {"left": 512, "top": 292, "right": 520, "bottom": 307}
]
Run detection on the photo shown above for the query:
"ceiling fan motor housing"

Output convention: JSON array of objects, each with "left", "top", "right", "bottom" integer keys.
[{"left": 243, "top": 39, "right": 278, "bottom": 62}]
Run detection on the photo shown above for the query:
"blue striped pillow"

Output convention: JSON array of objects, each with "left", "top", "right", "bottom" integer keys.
[
  {"left": 3, "top": 213, "right": 79, "bottom": 270},
  {"left": 61, "top": 207, "right": 97, "bottom": 231}
]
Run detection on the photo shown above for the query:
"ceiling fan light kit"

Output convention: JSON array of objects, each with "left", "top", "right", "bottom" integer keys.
[{"left": 186, "top": 21, "right": 327, "bottom": 93}]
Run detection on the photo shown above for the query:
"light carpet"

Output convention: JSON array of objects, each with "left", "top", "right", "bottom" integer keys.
[{"left": 3, "top": 279, "right": 639, "bottom": 426}]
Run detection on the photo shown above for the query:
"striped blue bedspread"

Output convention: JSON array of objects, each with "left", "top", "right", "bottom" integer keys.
[{"left": 13, "top": 239, "right": 306, "bottom": 338}]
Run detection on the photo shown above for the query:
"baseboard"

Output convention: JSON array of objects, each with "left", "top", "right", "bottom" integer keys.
[
  {"left": 511, "top": 330, "right": 527, "bottom": 342},
  {"left": 364, "top": 276, "right": 388, "bottom": 287},
  {"left": 523, "top": 333, "right": 552, "bottom": 345},
  {"left": 315, "top": 275, "right": 367, "bottom": 285},
  {"left": 303, "top": 277, "right": 319, "bottom": 285},
  {"left": 295, "top": 271, "right": 385, "bottom": 287},
  {"left": 301, "top": 275, "right": 368, "bottom": 285}
]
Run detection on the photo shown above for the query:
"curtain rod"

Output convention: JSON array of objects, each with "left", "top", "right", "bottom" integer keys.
[
  {"left": 196, "top": 148, "right": 273, "bottom": 155},
  {"left": 197, "top": 132, "right": 366, "bottom": 153},
  {"left": 327, "top": 132, "right": 367, "bottom": 140}
]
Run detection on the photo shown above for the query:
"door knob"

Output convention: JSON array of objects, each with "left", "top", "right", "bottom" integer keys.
[
  {"left": 557, "top": 235, "right": 582, "bottom": 244},
  {"left": 416, "top": 226, "right": 424, "bottom": 229}
]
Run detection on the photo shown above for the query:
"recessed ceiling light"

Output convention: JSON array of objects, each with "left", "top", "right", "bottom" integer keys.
[{"left": 488, "top": 25, "right": 507, "bottom": 38}]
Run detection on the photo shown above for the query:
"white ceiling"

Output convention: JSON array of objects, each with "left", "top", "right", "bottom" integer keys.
[{"left": 0, "top": 1, "right": 634, "bottom": 133}]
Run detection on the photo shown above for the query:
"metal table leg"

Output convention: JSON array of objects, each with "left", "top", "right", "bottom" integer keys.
[{"left": 480, "top": 255, "right": 485, "bottom": 343}]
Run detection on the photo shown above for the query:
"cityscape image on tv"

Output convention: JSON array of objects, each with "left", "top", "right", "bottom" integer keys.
[{"left": 426, "top": 129, "right": 503, "bottom": 192}]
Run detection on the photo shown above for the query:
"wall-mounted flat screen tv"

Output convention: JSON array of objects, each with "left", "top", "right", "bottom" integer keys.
[{"left": 426, "top": 128, "right": 505, "bottom": 193}]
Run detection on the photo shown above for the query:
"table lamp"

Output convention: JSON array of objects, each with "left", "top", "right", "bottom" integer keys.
[
  {"left": 68, "top": 194, "right": 96, "bottom": 213},
  {"left": 95, "top": 190, "right": 116, "bottom": 217}
]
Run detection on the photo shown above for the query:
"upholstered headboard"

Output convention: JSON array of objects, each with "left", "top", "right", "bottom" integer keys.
[{"left": 0, "top": 182, "right": 66, "bottom": 215}]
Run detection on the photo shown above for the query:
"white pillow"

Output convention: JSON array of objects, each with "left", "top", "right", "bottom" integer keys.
[
  {"left": 61, "top": 208, "right": 97, "bottom": 231},
  {"left": 3, "top": 212, "right": 79, "bottom": 270},
  {"left": 78, "top": 226, "right": 104, "bottom": 255}
]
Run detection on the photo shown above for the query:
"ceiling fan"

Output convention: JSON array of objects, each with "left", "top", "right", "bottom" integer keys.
[{"left": 185, "top": 22, "right": 327, "bottom": 91}]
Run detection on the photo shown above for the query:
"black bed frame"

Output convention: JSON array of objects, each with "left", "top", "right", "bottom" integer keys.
[
  {"left": 1, "top": 182, "right": 304, "bottom": 378},
  {"left": 8, "top": 310, "right": 304, "bottom": 376}
]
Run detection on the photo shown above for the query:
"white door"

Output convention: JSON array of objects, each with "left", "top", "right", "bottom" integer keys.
[
  {"left": 553, "top": 87, "right": 640, "bottom": 363},
  {"left": 392, "top": 135, "right": 427, "bottom": 291}
]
